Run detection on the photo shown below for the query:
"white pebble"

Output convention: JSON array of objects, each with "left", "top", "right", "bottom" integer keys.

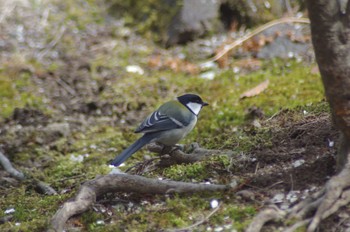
[
  {"left": 210, "top": 199, "right": 219, "bottom": 208},
  {"left": 5, "top": 208, "right": 15, "bottom": 214},
  {"left": 126, "top": 65, "right": 144, "bottom": 75}
]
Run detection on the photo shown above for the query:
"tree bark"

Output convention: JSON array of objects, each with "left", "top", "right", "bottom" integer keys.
[
  {"left": 48, "top": 174, "right": 232, "bottom": 232},
  {"left": 306, "top": 0, "right": 350, "bottom": 168}
]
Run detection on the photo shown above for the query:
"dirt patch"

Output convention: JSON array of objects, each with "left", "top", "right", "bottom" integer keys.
[
  {"left": 235, "top": 113, "right": 337, "bottom": 192},
  {"left": 230, "top": 112, "right": 341, "bottom": 230},
  {"left": 250, "top": 113, "right": 337, "bottom": 190}
]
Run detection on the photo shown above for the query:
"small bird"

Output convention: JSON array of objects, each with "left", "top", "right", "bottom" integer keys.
[{"left": 111, "top": 94, "right": 208, "bottom": 166}]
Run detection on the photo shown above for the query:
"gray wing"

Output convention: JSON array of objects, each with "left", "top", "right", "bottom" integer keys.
[{"left": 135, "top": 110, "right": 185, "bottom": 133}]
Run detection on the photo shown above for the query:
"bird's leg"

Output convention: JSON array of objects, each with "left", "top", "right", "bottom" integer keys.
[
  {"left": 172, "top": 144, "right": 185, "bottom": 152},
  {"left": 159, "top": 144, "right": 173, "bottom": 155},
  {"left": 170, "top": 143, "right": 200, "bottom": 154}
]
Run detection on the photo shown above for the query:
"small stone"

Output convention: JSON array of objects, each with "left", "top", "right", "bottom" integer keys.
[
  {"left": 210, "top": 199, "right": 219, "bottom": 208},
  {"left": 292, "top": 159, "right": 305, "bottom": 168},
  {"left": 4, "top": 208, "right": 15, "bottom": 214},
  {"left": 272, "top": 193, "right": 285, "bottom": 203},
  {"left": 126, "top": 65, "right": 144, "bottom": 75}
]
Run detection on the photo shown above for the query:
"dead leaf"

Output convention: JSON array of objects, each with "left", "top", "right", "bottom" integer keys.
[
  {"left": 147, "top": 55, "right": 199, "bottom": 75},
  {"left": 148, "top": 55, "right": 163, "bottom": 69},
  {"left": 234, "top": 58, "right": 262, "bottom": 71},
  {"left": 310, "top": 65, "right": 319, "bottom": 74},
  {"left": 240, "top": 79, "right": 269, "bottom": 99}
]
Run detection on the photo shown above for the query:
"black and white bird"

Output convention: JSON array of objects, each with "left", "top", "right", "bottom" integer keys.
[{"left": 110, "top": 94, "right": 208, "bottom": 166}]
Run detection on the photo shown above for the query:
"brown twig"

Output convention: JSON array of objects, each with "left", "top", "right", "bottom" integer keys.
[
  {"left": 37, "top": 25, "right": 66, "bottom": 60},
  {"left": 200, "top": 17, "right": 310, "bottom": 67},
  {"left": 48, "top": 174, "right": 234, "bottom": 232}
]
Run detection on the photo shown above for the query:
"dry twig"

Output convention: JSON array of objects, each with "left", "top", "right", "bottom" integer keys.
[
  {"left": 201, "top": 17, "right": 310, "bottom": 67},
  {"left": 167, "top": 203, "right": 221, "bottom": 232}
]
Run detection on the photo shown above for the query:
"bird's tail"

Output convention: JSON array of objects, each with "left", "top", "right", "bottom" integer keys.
[{"left": 110, "top": 134, "right": 155, "bottom": 167}]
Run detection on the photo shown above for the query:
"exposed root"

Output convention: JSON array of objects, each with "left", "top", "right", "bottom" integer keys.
[
  {"left": 147, "top": 142, "right": 229, "bottom": 167},
  {"left": 0, "top": 149, "right": 57, "bottom": 195},
  {"left": 288, "top": 188, "right": 325, "bottom": 219},
  {"left": 247, "top": 163, "right": 350, "bottom": 232},
  {"left": 305, "top": 166, "right": 350, "bottom": 231},
  {"left": 246, "top": 205, "right": 285, "bottom": 232},
  {"left": 48, "top": 173, "right": 234, "bottom": 232},
  {"left": 0, "top": 150, "right": 25, "bottom": 180}
]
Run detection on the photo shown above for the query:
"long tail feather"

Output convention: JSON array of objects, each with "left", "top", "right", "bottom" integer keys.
[{"left": 110, "top": 134, "right": 155, "bottom": 167}]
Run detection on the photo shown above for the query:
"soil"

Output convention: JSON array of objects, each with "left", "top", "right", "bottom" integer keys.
[
  {"left": 0, "top": 2, "right": 344, "bottom": 230},
  {"left": 2, "top": 104, "right": 341, "bottom": 230},
  {"left": 232, "top": 112, "right": 344, "bottom": 231}
]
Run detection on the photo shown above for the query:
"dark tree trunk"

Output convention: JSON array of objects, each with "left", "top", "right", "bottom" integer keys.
[
  {"left": 306, "top": 0, "right": 350, "bottom": 168},
  {"left": 248, "top": 2, "right": 350, "bottom": 231}
]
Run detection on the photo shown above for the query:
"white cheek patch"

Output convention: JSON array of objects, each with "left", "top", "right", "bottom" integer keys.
[{"left": 186, "top": 102, "right": 202, "bottom": 115}]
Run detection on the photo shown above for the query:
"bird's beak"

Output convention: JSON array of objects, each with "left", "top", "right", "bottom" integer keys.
[{"left": 202, "top": 102, "right": 209, "bottom": 107}]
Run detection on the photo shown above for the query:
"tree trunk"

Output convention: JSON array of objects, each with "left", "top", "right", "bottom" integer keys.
[{"left": 306, "top": 0, "right": 350, "bottom": 168}]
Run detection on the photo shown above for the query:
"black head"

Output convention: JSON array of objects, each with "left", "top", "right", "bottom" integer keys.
[{"left": 177, "top": 94, "right": 209, "bottom": 107}]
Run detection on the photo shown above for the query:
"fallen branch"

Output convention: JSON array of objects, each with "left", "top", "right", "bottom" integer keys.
[{"left": 49, "top": 173, "right": 234, "bottom": 232}]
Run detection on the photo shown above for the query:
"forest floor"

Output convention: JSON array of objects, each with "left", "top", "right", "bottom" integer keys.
[{"left": 0, "top": 1, "right": 345, "bottom": 231}]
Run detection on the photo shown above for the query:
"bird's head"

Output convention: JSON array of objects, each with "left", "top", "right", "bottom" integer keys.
[{"left": 177, "top": 94, "right": 208, "bottom": 115}]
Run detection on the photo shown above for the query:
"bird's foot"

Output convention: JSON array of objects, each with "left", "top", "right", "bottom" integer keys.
[{"left": 155, "top": 143, "right": 186, "bottom": 155}]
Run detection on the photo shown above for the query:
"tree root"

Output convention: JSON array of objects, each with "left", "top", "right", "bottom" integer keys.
[
  {"left": 0, "top": 149, "right": 57, "bottom": 195},
  {"left": 0, "top": 150, "right": 25, "bottom": 180},
  {"left": 247, "top": 164, "right": 350, "bottom": 232},
  {"left": 147, "top": 142, "right": 229, "bottom": 167},
  {"left": 48, "top": 173, "right": 234, "bottom": 232},
  {"left": 288, "top": 165, "right": 350, "bottom": 232},
  {"left": 246, "top": 205, "right": 285, "bottom": 232}
]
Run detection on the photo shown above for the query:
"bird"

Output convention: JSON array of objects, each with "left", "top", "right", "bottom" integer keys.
[{"left": 110, "top": 93, "right": 208, "bottom": 167}]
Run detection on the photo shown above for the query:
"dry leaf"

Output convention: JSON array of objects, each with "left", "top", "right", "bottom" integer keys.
[
  {"left": 148, "top": 55, "right": 162, "bottom": 69},
  {"left": 147, "top": 55, "right": 199, "bottom": 74},
  {"left": 234, "top": 58, "right": 262, "bottom": 71},
  {"left": 310, "top": 65, "right": 319, "bottom": 74},
  {"left": 240, "top": 79, "right": 269, "bottom": 99}
]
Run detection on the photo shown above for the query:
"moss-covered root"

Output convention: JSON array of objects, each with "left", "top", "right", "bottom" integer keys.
[{"left": 49, "top": 173, "right": 234, "bottom": 231}]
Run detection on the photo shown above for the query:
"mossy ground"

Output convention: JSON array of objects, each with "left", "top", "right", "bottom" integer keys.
[{"left": 0, "top": 1, "right": 331, "bottom": 231}]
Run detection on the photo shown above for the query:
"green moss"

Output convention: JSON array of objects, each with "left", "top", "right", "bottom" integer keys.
[
  {"left": 0, "top": 72, "right": 44, "bottom": 118},
  {"left": 0, "top": 187, "right": 63, "bottom": 232},
  {"left": 107, "top": 0, "right": 181, "bottom": 42},
  {"left": 0, "top": 0, "right": 327, "bottom": 231},
  {"left": 162, "top": 163, "right": 207, "bottom": 181}
]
